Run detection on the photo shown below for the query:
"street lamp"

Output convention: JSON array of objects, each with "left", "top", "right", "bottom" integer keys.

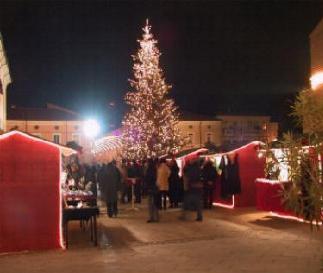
[
  {"left": 310, "top": 72, "right": 323, "bottom": 90},
  {"left": 83, "top": 119, "right": 100, "bottom": 139},
  {"left": 83, "top": 119, "right": 101, "bottom": 163}
]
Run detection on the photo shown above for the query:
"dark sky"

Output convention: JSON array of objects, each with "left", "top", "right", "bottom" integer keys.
[{"left": 0, "top": 1, "right": 323, "bottom": 132}]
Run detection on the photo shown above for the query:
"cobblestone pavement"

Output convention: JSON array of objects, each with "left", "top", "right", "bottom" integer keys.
[{"left": 1, "top": 201, "right": 322, "bottom": 273}]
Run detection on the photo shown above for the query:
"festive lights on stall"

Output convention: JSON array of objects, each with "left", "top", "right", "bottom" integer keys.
[
  {"left": 213, "top": 195, "right": 235, "bottom": 209},
  {"left": 121, "top": 19, "right": 183, "bottom": 160},
  {"left": 58, "top": 153, "right": 65, "bottom": 249},
  {"left": 0, "top": 130, "right": 77, "bottom": 157},
  {"left": 270, "top": 212, "right": 322, "bottom": 226},
  {"left": 93, "top": 135, "right": 123, "bottom": 154}
]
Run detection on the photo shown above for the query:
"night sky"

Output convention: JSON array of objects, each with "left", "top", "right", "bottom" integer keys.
[{"left": 0, "top": 1, "right": 323, "bottom": 133}]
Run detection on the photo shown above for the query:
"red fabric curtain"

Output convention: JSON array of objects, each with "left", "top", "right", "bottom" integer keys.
[{"left": 0, "top": 132, "right": 62, "bottom": 253}]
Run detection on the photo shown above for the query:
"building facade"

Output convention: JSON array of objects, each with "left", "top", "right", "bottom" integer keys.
[
  {"left": 177, "top": 112, "right": 278, "bottom": 151},
  {"left": 0, "top": 33, "right": 11, "bottom": 132},
  {"left": 216, "top": 115, "right": 278, "bottom": 150},
  {"left": 6, "top": 104, "right": 92, "bottom": 151},
  {"left": 6, "top": 105, "right": 278, "bottom": 156},
  {"left": 176, "top": 112, "right": 222, "bottom": 149}
]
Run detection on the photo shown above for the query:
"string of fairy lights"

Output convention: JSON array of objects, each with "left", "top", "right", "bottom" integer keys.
[{"left": 93, "top": 135, "right": 123, "bottom": 154}]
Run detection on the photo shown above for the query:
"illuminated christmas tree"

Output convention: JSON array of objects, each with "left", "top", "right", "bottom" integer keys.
[{"left": 122, "top": 20, "right": 183, "bottom": 160}]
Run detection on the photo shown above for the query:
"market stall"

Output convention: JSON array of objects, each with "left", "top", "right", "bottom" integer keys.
[
  {"left": 0, "top": 131, "right": 76, "bottom": 253},
  {"left": 206, "top": 141, "right": 265, "bottom": 208},
  {"left": 255, "top": 178, "right": 293, "bottom": 216},
  {"left": 175, "top": 148, "right": 208, "bottom": 177},
  {"left": 255, "top": 147, "right": 322, "bottom": 223}
]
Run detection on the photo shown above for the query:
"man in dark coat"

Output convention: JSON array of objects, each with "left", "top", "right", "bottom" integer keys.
[
  {"left": 168, "top": 158, "right": 181, "bottom": 208},
  {"left": 202, "top": 160, "right": 218, "bottom": 209},
  {"left": 180, "top": 159, "right": 203, "bottom": 221},
  {"left": 101, "top": 161, "right": 121, "bottom": 217}
]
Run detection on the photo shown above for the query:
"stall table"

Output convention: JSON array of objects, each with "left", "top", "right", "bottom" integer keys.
[{"left": 63, "top": 207, "right": 99, "bottom": 248}]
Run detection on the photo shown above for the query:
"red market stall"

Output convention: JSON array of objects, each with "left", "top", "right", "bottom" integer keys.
[
  {"left": 208, "top": 141, "right": 265, "bottom": 208},
  {"left": 175, "top": 148, "right": 208, "bottom": 177},
  {"left": 0, "top": 131, "right": 75, "bottom": 253},
  {"left": 255, "top": 178, "right": 294, "bottom": 216}
]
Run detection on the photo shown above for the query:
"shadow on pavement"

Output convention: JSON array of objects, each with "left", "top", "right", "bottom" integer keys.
[{"left": 248, "top": 215, "right": 305, "bottom": 230}]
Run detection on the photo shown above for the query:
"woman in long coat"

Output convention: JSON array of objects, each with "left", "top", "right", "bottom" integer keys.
[{"left": 157, "top": 158, "right": 171, "bottom": 210}]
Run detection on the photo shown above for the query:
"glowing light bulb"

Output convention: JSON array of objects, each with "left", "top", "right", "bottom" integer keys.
[{"left": 310, "top": 72, "right": 323, "bottom": 90}]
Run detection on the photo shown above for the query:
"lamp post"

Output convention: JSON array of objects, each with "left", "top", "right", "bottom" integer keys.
[{"left": 83, "top": 119, "right": 101, "bottom": 163}]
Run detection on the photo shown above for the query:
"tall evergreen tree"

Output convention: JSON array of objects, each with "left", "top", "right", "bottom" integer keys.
[{"left": 122, "top": 20, "right": 182, "bottom": 160}]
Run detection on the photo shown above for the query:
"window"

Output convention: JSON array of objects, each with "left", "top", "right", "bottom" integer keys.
[
  {"left": 10, "top": 125, "right": 19, "bottom": 130},
  {"left": 207, "top": 125, "right": 211, "bottom": 129},
  {"left": 34, "top": 125, "right": 39, "bottom": 130},
  {"left": 53, "top": 134, "right": 60, "bottom": 144},
  {"left": 72, "top": 133, "right": 80, "bottom": 144},
  {"left": 54, "top": 125, "right": 59, "bottom": 130},
  {"left": 188, "top": 125, "right": 193, "bottom": 129}
]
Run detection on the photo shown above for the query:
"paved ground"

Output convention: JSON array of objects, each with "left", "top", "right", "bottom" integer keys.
[{"left": 1, "top": 201, "right": 322, "bottom": 273}]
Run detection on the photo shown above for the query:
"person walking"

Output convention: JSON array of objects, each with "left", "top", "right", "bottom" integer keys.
[
  {"left": 201, "top": 160, "right": 218, "bottom": 209},
  {"left": 168, "top": 158, "right": 181, "bottom": 208},
  {"left": 119, "top": 159, "right": 129, "bottom": 203},
  {"left": 180, "top": 159, "right": 203, "bottom": 221},
  {"left": 133, "top": 161, "right": 143, "bottom": 203},
  {"left": 145, "top": 158, "right": 159, "bottom": 223},
  {"left": 157, "top": 158, "right": 171, "bottom": 210},
  {"left": 101, "top": 161, "right": 121, "bottom": 218}
]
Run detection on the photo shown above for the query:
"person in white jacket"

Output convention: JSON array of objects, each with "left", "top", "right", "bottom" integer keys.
[{"left": 157, "top": 158, "right": 171, "bottom": 210}]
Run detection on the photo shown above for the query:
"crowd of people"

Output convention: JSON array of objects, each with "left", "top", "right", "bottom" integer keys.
[{"left": 63, "top": 156, "right": 219, "bottom": 222}]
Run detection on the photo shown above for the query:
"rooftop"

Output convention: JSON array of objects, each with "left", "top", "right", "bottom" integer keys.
[
  {"left": 179, "top": 111, "right": 219, "bottom": 121},
  {"left": 7, "top": 103, "right": 82, "bottom": 121}
]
